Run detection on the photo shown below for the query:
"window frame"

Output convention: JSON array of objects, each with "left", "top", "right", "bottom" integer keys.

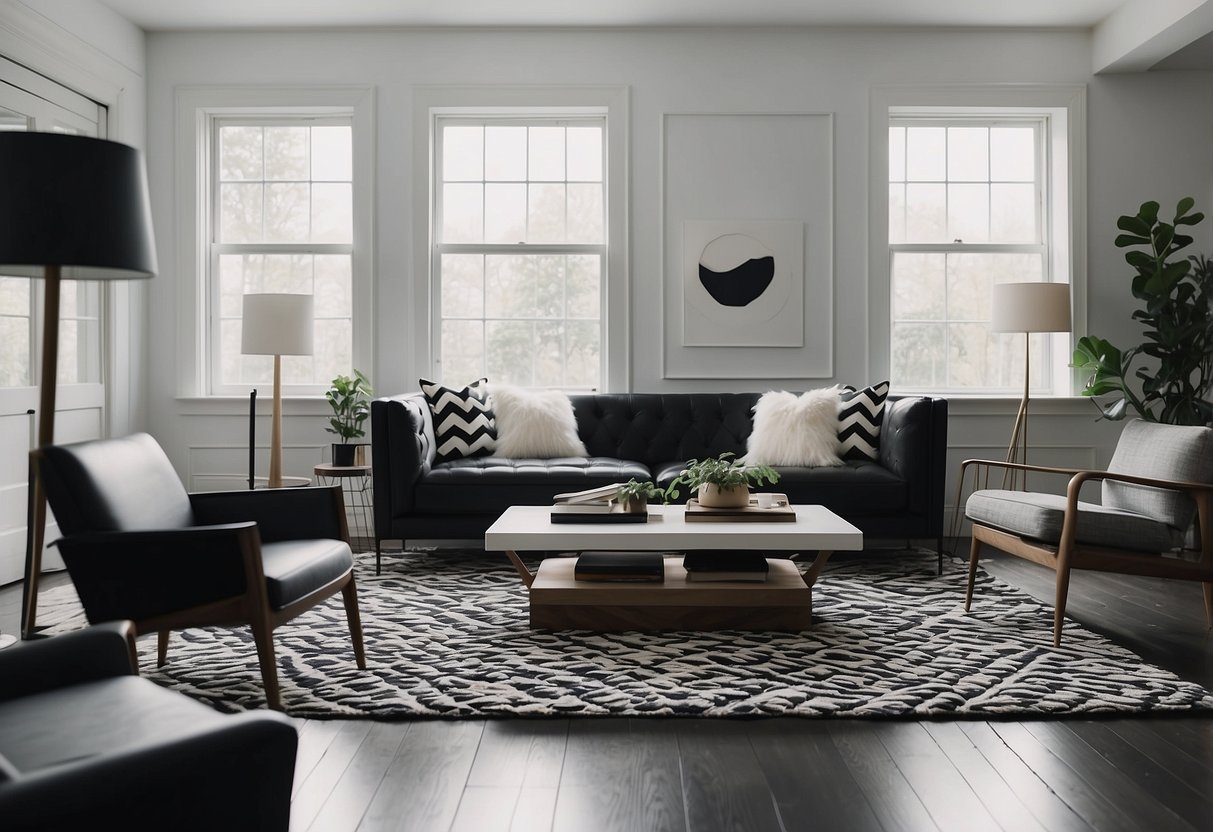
[
  {"left": 413, "top": 86, "right": 630, "bottom": 393},
  {"left": 174, "top": 86, "right": 374, "bottom": 398},
  {"left": 208, "top": 114, "right": 356, "bottom": 396},
  {"left": 869, "top": 85, "right": 1087, "bottom": 398},
  {"left": 432, "top": 114, "right": 608, "bottom": 390}
]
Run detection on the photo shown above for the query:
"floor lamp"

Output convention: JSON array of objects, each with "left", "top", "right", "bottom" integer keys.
[
  {"left": 0, "top": 133, "right": 158, "bottom": 641},
  {"left": 241, "top": 294, "right": 314, "bottom": 488},
  {"left": 991, "top": 282, "right": 1072, "bottom": 490}
]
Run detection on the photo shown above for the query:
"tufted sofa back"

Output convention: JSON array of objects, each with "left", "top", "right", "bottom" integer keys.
[{"left": 571, "top": 393, "right": 758, "bottom": 467}]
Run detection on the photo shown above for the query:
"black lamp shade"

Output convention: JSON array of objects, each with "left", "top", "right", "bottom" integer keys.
[{"left": 0, "top": 132, "right": 157, "bottom": 280}]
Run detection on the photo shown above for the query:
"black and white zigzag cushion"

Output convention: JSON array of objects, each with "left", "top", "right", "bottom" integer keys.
[
  {"left": 420, "top": 377, "right": 497, "bottom": 464},
  {"left": 838, "top": 380, "right": 890, "bottom": 461}
]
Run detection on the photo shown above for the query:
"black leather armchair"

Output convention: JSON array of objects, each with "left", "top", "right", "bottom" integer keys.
[
  {"left": 37, "top": 432, "right": 367, "bottom": 710},
  {"left": 0, "top": 621, "right": 298, "bottom": 831}
]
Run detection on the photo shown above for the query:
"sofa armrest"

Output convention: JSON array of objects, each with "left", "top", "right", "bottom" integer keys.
[
  {"left": 371, "top": 394, "right": 435, "bottom": 536},
  {"left": 0, "top": 711, "right": 298, "bottom": 831},
  {"left": 0, "top": 622, "right": 137, "bottom": 702},
  {"left": 879, "top": 396, "right": 948, "bottom": 535},
  {"left": 190, "top": 485, "right": 348, "bottom": 543}
]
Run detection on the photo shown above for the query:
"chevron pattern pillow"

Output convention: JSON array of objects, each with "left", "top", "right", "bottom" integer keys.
[
  {"left": 838, "top": 380, "right": 890, "bottom": 461},
  {"left": 420, "top": 377, "right": 497, "bottom": 464}
]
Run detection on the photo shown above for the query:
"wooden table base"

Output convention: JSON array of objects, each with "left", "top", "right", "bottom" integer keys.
[{"left": 506, "top": 551, "right": 832, "bottom": 632}]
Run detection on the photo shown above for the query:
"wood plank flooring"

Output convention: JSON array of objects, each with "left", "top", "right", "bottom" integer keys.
[{"left": 3, "top": 546, "right": 1212, "bottom": 832}]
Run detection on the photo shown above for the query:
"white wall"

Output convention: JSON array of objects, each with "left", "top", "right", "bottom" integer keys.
[
  {"left": 144, "top": 28, "right": 1213, "bottom": 531},
  {"left": 0, "top": 0, "right": 147, "bottom": 581}
]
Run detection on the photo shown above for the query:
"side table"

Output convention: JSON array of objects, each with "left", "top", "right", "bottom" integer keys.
[{"left": 313, "top": 463, "right": 373, "bottom": 544}]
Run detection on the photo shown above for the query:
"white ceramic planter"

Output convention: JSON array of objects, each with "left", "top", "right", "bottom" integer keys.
[{"left": 697, "top": 483, "right": 750, "bottom": 508}]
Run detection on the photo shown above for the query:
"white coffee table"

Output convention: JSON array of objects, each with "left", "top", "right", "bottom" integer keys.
[{"left": 484, "top": 504, "right": 863, "bottom": 630}]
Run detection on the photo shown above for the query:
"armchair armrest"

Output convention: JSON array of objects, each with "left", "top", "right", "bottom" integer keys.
[
  {"left": 0, "top": 711, "right": 298, "bottom": 831},
  {"left": 54, "top": 524, "right": 260, "bottom": 625},
  {"left": 0, "top": 622, "right": 137, "bottom": 703},
  {"left": 959, "top": 458, "right": 1086, "bottom": 479},
  {"left": 190, "top": 486, "right": 348, "bottom": 543}
]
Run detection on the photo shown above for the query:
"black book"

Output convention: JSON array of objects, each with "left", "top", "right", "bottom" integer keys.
[
  {"left": 682, "top": 552, "right": 770, "bottom": 582},
  {"left": 574, "top": 551, "right": 665, "bottom": 582}
]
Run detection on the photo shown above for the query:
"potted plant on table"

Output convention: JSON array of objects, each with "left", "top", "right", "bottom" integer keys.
[
  {"left": 666, "top": 452, "right": 780, "bottom": 508},
  {"left": 325, "top": 369, "right": 373, "bottom": 466},
  {"left": 614, "top": 479, "right": 671, "bottom": 513}
]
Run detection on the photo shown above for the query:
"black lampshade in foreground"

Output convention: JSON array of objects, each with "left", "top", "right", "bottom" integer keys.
[
  {"left": 0, "top": 132, "right": 158, "bottom": 642},
  {"left": 0, "top": 132, "right": 157, "bottom": 277}
]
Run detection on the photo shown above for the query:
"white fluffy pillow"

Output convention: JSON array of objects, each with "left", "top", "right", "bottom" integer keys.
[
  {"left": 746, "top": 388, "right": 845, "bottom": 467},
  {"left": 489, "top": 384, "right": 589, "bottom": 459}
]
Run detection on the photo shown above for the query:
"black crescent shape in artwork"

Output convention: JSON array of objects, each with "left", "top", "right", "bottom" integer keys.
[{"left": 698, "top": 256, "right": 775, "bottom": 307}]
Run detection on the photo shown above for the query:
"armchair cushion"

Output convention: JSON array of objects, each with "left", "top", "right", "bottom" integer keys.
[
  {"left": 966, "top": 489, "right": 1177, "bottom": 552},
  {"left": 261, "top": 538, "right": 354, "bottom": 609},
  {"left": 1103, "top": 419, "right": 1213, "bottom": 533},
  {"left": 39, "top": 433, "right": 193, "bottom": 535},
  {"left": 0, "top": 676, "right": 225, "bottom": 773}
]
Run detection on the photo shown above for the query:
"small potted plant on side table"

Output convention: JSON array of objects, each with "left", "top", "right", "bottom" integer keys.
[
  {"left": 667, "top": 452, "right": 780, "bottom": 508},
  {"left": 325, "top": 369, "right": 373, "bottom": 467}
]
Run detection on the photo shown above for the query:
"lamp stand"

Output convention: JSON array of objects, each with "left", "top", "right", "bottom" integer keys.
[
  {"left": 21, "top": 264, "right": 61, "bottom": 640},
  {"left": 1002, "top": 334, "right": 1030, "bottom": 491},
  {"left": 268, "top": 354, "right": 284, "bottom": 488}
]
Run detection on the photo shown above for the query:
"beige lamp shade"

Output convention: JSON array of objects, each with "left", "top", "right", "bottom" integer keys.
[
  {"left": 991, "top": 282, "right": 1072, "bottom": 333},
  {"left": 241, "top": 293, "right": 315, "bottom": 356}
]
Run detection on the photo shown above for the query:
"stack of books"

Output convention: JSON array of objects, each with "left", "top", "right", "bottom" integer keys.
[
  {"left": 551, "top": 484, "right": 647, "bottom": 524},
  {"left": 682, "top": 551, "right": 770, "bottom": 582},
  {"left": 574, "top": 551, "right": 665, "bottom": 582},
  {"left": 684, "top": 494, "right": 796, "bottom": 523}
]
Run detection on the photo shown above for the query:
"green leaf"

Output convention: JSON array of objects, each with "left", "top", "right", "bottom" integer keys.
[
  {"left": 1115, "top": 233, "right": 1151, "bottom": 248},
  {"left": 1139, "top": 201, "right": 1160, "bottom": 225},
  {"left": 1177, "top": 196, "right": 1195, "bottom": 217},
  {"left": 1117, "top": 214, "right": 1151, "bottom": 236}
]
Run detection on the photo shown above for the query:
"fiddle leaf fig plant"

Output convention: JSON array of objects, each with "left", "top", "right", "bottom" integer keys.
[
  {"left": 324, "top": 369, "right": 374, "bottom": 443},
  {"left": 1070, "top": 198, "right": 1213, "bottom": 425}
]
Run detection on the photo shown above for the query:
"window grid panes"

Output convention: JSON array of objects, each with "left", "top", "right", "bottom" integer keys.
[
  {"left": 211, "top": 118, "right": 354, "bottom": 392},
  {"left": 435, "top": 118, "right": 605, "bottom": 388},
  {"left": 889, "top": 118, "right": 1057, "bottom": 394}
]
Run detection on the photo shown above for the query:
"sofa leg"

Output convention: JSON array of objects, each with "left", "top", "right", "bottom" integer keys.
[
  {"left": 157, "top": 630, "right": 170, "bottom": 667},
  {"left": 375, "top": 538, "right": 382, "bottom": 575},
  {"left": 938, "top": 535, "right": 944, "bottom": 575}
]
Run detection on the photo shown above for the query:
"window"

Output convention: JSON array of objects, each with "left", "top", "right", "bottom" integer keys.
[
  {"left": 176, "top": 86, "right": 372, "bottom": 398},
  {"left": 433, "top": 117, "right": 606, "bottom": 389},
  {"left": 890, "top": 118, "right": 1049, "bottom": 392},
  {"left": 210, "top": 117, "right": 354, "bottom": 394},
  {"left": 870, "top": 87, "right": 1085, "bottom": 397}
]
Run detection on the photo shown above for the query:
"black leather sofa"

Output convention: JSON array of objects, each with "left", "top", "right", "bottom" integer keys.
[
  {"left": 372, "top": 392, "right": 948, "bottom": 561},
  {"left": 0, "top": 621, "right": 297, "bottom": 831}
]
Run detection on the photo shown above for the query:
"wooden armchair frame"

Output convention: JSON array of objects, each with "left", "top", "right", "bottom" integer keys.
[{"left": 959, "top": 458, "right": 1213, "bottom": 646}]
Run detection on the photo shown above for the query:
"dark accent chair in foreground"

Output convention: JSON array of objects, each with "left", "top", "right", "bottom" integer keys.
[
  {"left": 963, "top": 419, "right": 1213, "bottom": 646},
  {"left": 37, "top": 432, "right": 367, "bottom": 710},
  {"left": 0, "top": 622, "right": 297, "bottom": 831}
]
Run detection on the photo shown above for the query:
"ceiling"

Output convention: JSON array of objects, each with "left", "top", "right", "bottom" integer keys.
[{"left": 97, "top": 0, "right": 1132, "bottom": 32}]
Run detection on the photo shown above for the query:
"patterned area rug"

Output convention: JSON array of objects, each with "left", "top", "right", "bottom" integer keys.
[{"left": 38, "top": 550, "right": 1213, "bottom": 719}]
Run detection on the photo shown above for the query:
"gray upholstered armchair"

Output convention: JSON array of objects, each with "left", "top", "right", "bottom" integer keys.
[
  {"left": 0, "top": 622, "right": 297, "bottom": 831},
  {"left": 962, "top": 419, "right": 1213, "bottom": 645},
  {"left": 37, "top": 432, "right": 366, "bottom": 710}
]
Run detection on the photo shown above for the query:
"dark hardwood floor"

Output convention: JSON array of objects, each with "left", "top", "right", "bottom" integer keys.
[{"left": 3, "top": 545, "right": 1211, "bottom": 832}]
